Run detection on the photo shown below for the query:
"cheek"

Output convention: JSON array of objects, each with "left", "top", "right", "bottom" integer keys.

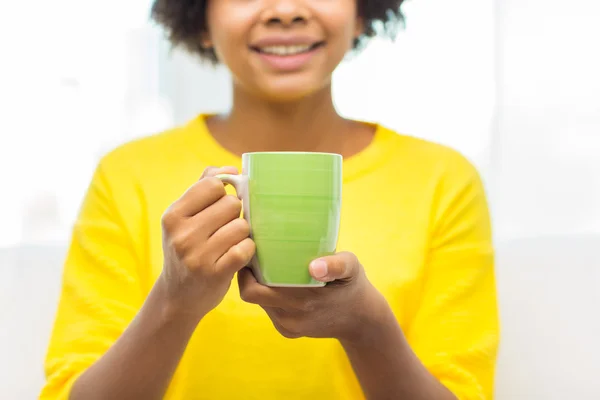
[
  {"left": 211, "top": 28, "right": 252, "bottom": 68},
  {"left": 206, "top": 7, "right": 256, "bottom": 60},
  {"left": 318, "top": 8, "right": 360, "bottom": 51},
  {"left": 210, "top": 27, "right": 239, "bottom": 62}
]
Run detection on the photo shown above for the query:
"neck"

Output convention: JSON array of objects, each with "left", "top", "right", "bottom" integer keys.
[{"left": 208, "top": 83, "right": 354, "bottom": 155}]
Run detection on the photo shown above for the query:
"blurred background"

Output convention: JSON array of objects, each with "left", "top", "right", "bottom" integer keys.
[{"left": 1, "top": 0, "right": 599, "bottom": 398}]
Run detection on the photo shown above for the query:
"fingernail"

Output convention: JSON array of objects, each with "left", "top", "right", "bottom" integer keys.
[{"left": 310, "top": 259, "right": 328, "bottom": 279}]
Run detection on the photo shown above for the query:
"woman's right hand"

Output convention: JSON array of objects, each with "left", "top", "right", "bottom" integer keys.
[{"left": 159, "top": 166, "right": 255, "bottom": 321}]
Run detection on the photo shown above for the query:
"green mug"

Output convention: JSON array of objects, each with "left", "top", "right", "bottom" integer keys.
[{"left": 217, "top": 152, "right": 342, "bottom": 287}]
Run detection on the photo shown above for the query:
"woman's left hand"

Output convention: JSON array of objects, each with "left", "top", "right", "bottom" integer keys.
[{"left": 237, "top": 252, "right": 388, "bottom": 342}]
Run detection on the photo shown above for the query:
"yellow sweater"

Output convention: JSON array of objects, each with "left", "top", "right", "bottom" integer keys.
[{"left": 41, "top": 115, "right": 499, "bottom": 399}]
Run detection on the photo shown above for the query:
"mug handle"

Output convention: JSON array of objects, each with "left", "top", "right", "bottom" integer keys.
[{"left": 215, "top": 174, "right": 248, "bottom": 199}]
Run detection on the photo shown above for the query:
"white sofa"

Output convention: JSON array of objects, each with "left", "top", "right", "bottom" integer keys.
[{"left": 1, "top": 235, "right": 599, "bottom": 399}]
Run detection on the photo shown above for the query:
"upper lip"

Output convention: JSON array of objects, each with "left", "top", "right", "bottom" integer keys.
[{"left": 250, "top": 36, "right": 323, "bottom": 48}]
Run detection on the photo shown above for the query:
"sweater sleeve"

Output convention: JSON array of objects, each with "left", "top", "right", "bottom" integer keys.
[
  {"left": 406, "top": 151, "right": 500, "bottom": 400},
  {"left": 40, "top": 159, "right": 145, "bottom": 399}
]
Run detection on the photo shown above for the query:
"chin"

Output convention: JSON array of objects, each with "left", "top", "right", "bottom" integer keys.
[
  {"left": 255, "top": 76, "right": 331, "bottom": 103},
  {"left": 262, "top": 87, "right": 318, "bottom": 103}
]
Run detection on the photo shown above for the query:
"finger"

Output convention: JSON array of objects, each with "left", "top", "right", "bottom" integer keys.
[
  {"left": 309, "top": 252, "right": 361, "bottom": 282},
  {"left": 261, "top": 308, "right": 304, "bottom": 339},
  {"left": 204, "top": 218, "right": 250, "bottom": 261},
  {"left": 171, "top": 177, "right": 226, "bottom": 217},
  {"left": 238, "top": 268, "right": 293, "bottom": 308},
  {"left": 193, "top": 194, "right": 242, "bottom": 237},
  {"left": 215, "top": 237, "right": 255, "bottom": 276},
  {"left": 200, "top": 165, "right": 239, "bottom": 179},
  {"left": 171, "top": 166, "right": 239, "bottom": 217}
]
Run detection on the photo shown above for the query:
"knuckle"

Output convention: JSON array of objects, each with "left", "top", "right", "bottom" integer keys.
[
  {"left": 348, "top": 252, "right": 359, "bottom": 265},
  {"left": 230, "top": 243, "right": 249, "bottom": 265},
  {"left": 233, "top": 218, "right": 251, "bottom": 237},
  {"left": 247, "top": 239, "right": 256, "bottom": 254},
  {"left": 170, "top": 228, "right": 197, "bottom": 255},
  {"left": 200, "top": 166, "right": 219, "bottom": 179},
  {"left": 161, "top": 207, "right": 178, "bottom": 231},
  {"left": 224, "top": 195, "right": 242, "bottom": 213},
  {"left": 202, "top": 177, "right": 226, "bottom": 197},
  {"left": 182, "top": 249, "right": 210, "bottom": 271},
  {"left": 341, "top": 251, "right": 357, "bottom": 265},
  {"left": 239, "top": 286, "right": 256, "bottom": 303},
  {"left": 170, "top": 233, "right": 189, "bottom": 254}
]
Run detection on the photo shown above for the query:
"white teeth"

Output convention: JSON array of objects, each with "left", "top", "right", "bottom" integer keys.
[{"left": 260, "top": 44, "right": 312, "bottom": 56}]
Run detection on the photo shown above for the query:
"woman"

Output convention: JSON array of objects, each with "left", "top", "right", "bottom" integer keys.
[{"left": 41, "top": 0, "right": 499, "bottom": 398}]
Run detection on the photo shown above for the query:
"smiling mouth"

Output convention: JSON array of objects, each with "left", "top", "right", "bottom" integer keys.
[{"left": 251, "top": 42, "right": 325, "bottom": 56}]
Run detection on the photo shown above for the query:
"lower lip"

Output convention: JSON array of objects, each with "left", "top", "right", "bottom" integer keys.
[{"left": 255, "top": 46, "right": 322, "bottom": 71}]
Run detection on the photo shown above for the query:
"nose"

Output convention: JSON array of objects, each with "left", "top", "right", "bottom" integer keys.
[{"left": 261, "top": 0, "right": 310, "bottom": 27}]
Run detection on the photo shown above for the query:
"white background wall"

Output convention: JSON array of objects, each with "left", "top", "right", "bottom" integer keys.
[
  {"left": 1, "top": 0, "right": 599, "bottom": 398},
  {"left": 492, "top": 0, "right": 600, "bottom": 239}
]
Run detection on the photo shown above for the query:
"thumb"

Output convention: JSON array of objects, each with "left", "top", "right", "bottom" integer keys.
[{"left": 309, "top": 252, "right": 361, "bottom": 283}]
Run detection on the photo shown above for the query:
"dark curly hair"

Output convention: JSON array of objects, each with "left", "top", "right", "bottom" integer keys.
[{"left": 150, "top": 0, "right": 406, "bottom": 64}]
